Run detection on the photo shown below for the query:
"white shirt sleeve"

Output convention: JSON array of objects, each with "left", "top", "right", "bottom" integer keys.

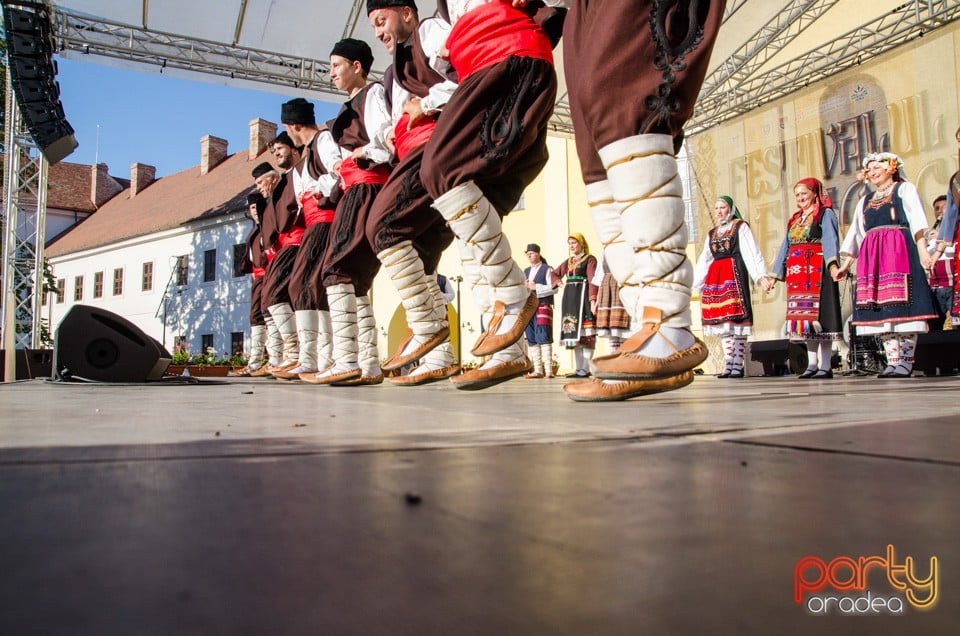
[
  {"left": 738, "top": 223, "right": 769, "bottom": 283},
  {"left": 446, "top": 0, "right": 571, "bottom": 26},
  {"left": 361, "top": 83, "right": 394, "bottom": 165},
  {"left": 418, "top": 19, "right": 457, "bottom": 114},
  {"left": 898, "top": 182, "right": 930, "bottom": 238},
  {"left": 840, "top": 198, "right": 866, "bottom": 258},
  {"left": 692, "top": 236, "right": 713, "bottom": 292},
  {"left": 315, "top": 130, "right": 341, "bottom": 174}
]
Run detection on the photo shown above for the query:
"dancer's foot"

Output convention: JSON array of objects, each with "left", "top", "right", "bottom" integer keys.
[{"left": 563, "top": 371, "right": 695, "bottom": 402}]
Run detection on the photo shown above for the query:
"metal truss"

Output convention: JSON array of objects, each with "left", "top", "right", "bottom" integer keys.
[
  {"left": 342, "top": 0, "right": 365, "bottom": 39},
  {"left": 2, "top": 66, "right": 50, "bottom": 371},
  {"left": 699, "top": 0, "right": 837, "bottom": 103},
  {"left": 50, "top": 6, "right": 375, "bottom": 98},
  {"left": 688, "top": 0, "right": 960, "bottom": 134}
]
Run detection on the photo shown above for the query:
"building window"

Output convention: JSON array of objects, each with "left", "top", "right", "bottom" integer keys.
[
  {"left": 231, "top": 331, "right": 244, "bottom": 356},
  {"left": 113, "top": 268, "right": 124, "bottom": 296},
  {"left": 74, "top": 275, "right": 83, "bottom": 301},
  {"left": 203, "top": 249, "right": 217, "bottom": 282},
  {"left": 55, "top": 278, "right": 65, "bottom": 304},
  {"left": 201, "top": 333, "right": 214, "bottom": 353},
  {"left": 93, "top": 271, "right": 104, "bottom": 298},
  {"left": 176, "top": 255, "right": 188, "bottom": 286},
  {"left": 232, "top": 244, "right": 246, "bottom": 278},
  {"left": 142, "top": 261, "right": 154, "bottom": 292}
]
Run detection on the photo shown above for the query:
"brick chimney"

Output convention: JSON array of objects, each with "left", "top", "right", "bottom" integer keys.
[
  {"left": 130, "top": 163, "right": 156, "bottom": 197},
  {"left": 249, "top": 118, "right": 277, "bottom": 160},
  {"left": 90, "top": 163, "right": 122, "bottom": 207},
  {"left": 201, "top": 135, "right": 229, "bottom": 175}
]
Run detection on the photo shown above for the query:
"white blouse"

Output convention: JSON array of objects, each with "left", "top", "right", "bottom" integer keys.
[{"left": 693, "top": 221, "right": 770, "bottom": 291}]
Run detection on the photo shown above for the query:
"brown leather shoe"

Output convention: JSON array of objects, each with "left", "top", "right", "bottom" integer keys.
[
  {"left": 274, "top": 365, "right": 316, "bottom": 381},
  {"left": 563, "top": 371, "right": 695, "bottom": 402},
  {"left": 389, "top": 364, "right": 461, "bottom": 386},
  {"left": 332, "top": 374, "right": 384, "bottom": 386},
  {"left": 248, "top": 366, "right": 273, "bottom": 377},
  {"left": 300, "top": 367, "right": 362, "bottom": 385},
  {"left": 524, "top": 371, "right": 545, "bottom": 379},
  {"left": 470, "top": 293, "right": 537, "bottom": 357},
  {"left": 451, "top": 357, "right": 531, "bottom": 390},
  {"left": 381, "top": 325, "right": 451, "bottom": 371},
  {"left": 592, "top": 308, "right": 708, "bottom": 378},
  {"left": 228, "top": 366, "right": 251, "bottom": 377}
]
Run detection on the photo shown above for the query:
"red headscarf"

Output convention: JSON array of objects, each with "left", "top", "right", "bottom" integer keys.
[{"left": 790, "top": 177, "right": 834, "bottom": 227}]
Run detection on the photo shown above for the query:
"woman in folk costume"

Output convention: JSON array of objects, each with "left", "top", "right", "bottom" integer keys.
[
  {"left": 552, "top": 234, "right": 599, "bottom": 378},
  {"left": 835, "top": 153, "right": 938, "bottom": 377},
  {"left": 933, "top": 128, "right": 960, "bottom": 327},
  {"left": 693, "top": 196, "right": 774, "bottom": 378},
  {"left": 770, "top": 178, "right": 843, "bottom": 379},
  {"left": 592, "top": 255, "right": 630, "bottom": 351},
  {"left": 522, "top": 243, "right": 558, "bottom": 378}
]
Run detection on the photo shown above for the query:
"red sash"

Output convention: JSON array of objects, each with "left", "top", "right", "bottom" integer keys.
[
  {"left": 340, "top": 157, "right": 390, "bottom": 191},
  {"left": 394, "top": 112, "right": 436, "bottom": 161},
  {"left": 252, "top": 266, "right": 266, "bottom": 279},
  {"left": 700, "top": 258, "right": 748, "bottom": 324},
  {"left": 300, "top": 193, "right": 335, "bottom": 225},
  {"left": 277, "top": 228, "right": 304, "bottom": 249},
  {"left": 447, "top": 3, "right": 553, "bottom": 81},
  {"left": 264, "top": 248, "right": 276, "bottom": 263}
]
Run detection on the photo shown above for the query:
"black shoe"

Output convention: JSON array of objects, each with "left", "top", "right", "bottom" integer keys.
[
  {"left": 717, "top": 370, "right": 731, "bottom": 378},
  {"left": 798, "top": 368, "right": 817, "bottom": 379},
  {"left": 727, "top": 369, "right": 744, "bottom": 378},
  {"left": 877, "top": 366, "right": 896, "bottom": 378},
  {"left": 811, "top": 369, "right": 833, "bottom": 379}
]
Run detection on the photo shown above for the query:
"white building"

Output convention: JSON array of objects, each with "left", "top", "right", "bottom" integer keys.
[{"left": 46, "top": 119, "right": 278, "bottom": 358}]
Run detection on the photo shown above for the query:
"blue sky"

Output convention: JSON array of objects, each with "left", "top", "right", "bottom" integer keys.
[{"left": 56, "top": 58, "right": 342, "bottom": 177}]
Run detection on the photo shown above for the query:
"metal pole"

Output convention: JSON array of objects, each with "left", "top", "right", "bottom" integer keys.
[
  {"left": 453, "top": 275, "right": 462, "bottom": 366},
  {"left": 2, "top": 67, "right": 20, "bottom": 381}
]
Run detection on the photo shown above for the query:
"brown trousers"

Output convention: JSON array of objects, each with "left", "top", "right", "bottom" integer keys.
[
  {"left": 249, "top": 275, "right": 267, "bottom": 326},
  {"left": 289, "top": 222, "right": 332, "bottom": 311},
  {"left": 563, "top": 0, "right": 725, "bottom": 183},
  {"left": 421, "top": 56, "right": 557, "bottom": 216},
  {"left": 365, "top": 142, "right": 454, "bottom": 276},
  {"left": 322, "top": 183, "right": 383, "bottom": 296},
  {"left": 262, "top": 245, "right": 298, "bottom": 308}
]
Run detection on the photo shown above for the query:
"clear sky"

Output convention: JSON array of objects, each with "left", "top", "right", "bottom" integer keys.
[{"left": 55, "top": 57, "right": 342, "bottom": 178}]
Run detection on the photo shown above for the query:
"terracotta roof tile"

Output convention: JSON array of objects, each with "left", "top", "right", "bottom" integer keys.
[{"left": 47, "top": 151, "right": 265, "bottom": 257}]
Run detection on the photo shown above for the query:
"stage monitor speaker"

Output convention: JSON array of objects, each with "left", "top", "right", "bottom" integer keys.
[
  {"left": 749, "top": 339, "right": 808, "bottom": 376},
  {"left": 0, "top": 348, "right": 54, "bottom": 380},
  {"left": 915, "top": 330, "right": 960, "bottom": 376},
  {"left": 54, "top": 305, "right": 171, "bottom": 382},
  {"left": 1, "top": 2, "right": 78, "bottom": 165}
]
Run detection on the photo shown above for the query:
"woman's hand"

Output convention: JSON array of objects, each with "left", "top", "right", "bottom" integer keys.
[{"left": 833, "top": 262, "right": 850, "bottom": 282}]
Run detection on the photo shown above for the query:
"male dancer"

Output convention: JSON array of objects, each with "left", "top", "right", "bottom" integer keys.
[
  {"left": 308, "top": 38, "right": 392, "bottom": 386},
  {"left": 275, "top": 98, "right": 342, "bottom": 381},
  {"left": 366, "top": 0, "right": 460, "bottom": 386},
  {"left": 421, "top": 0, "right": 567, "bottom": 389},
  {"left": 252, "top": 156, "right": 302, "bottom": 373},
  {"left": 560, "top": 1, "right": 724, "bottom": 401},
  {"left": 232, "top": 191, "right": 273, "bottom": 376}
]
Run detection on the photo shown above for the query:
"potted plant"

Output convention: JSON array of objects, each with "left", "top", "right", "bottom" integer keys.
[{"left": 167, "top": 347, "right": 244, "bottom": 377}]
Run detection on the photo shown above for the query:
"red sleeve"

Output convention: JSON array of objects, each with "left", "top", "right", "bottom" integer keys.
[{"left": 551, "top": 260, "right": 568, "bottom": 285}]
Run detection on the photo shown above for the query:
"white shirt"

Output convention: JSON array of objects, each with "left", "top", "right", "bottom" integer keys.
[
  {"left": 293, "top": 130, "right": 339, "bottom": 202},
  {"left": 526, "top": 262, "right": 557, "bottom": 299},
  {"left": 340, "top": 82, "right": 393, "bottom": 165},
  {"left": 693, "top": 222, "right": 769, "bottom": 291},
  {"left": 444, "top": 0, "right": 572, "bottom": 26}
]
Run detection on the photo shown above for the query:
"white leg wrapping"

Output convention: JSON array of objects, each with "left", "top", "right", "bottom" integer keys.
[
  {"left": 434, "top": 181, "right": 527, "bottom": 308},
  {"left": 264, "top": 314, "right": 282, "bottom": 366},
  {"left": 805, "top": 341, "right": 819, "bottom": 371},
  {"left": 587, "top": 180, "right": 642, "bottom": 326},
  {"left": 530, "top": 342, "right": 544, "bottom": 374},
  {"left": 379, "top": 241, "right": 446, "bottom": 357},
  {"left": 248, "top": 325, "right": 267, "bottom": 369},
  {"left": 317, "top": 310, "right": 333, "bottom": 371},
  {"left": 356, "top": 293, "right": 381, "bottom": 376},
  {"left": 599, "top": 134, "right": 692, "bottom": 330},
  {"left": 293, "top": 309, "right": 319, "bottom": 373},
  {"left": 541, "top": 343, "right": 553, "bottom": 375},
  {"left": 327, "top": 284, "right": 359, "bottom": 367},
  {"left": 818, "top": 341, "right": 832, "bottom": 371},
  {"left": 268, "top": 302, "right": 299, "bottom": 362}
]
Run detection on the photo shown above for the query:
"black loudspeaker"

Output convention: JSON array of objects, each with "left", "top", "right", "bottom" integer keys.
[
  {"left": 1, "top": 2, "right": 78, "bottom": 164},
  {"left": 749, "top": 339, "right": 808, "bottom": 376},
  {"left": 915, "top": 331, "right": 960, "bottom": 376},
  {"left": 0, "top": 349, "right": 54, "bottom": 380},
  {"left": 54, "top": 305, "right": 171, "bottom": 382}
]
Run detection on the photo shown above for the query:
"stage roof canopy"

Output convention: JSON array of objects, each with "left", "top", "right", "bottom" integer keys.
[{"left": 47, "top": 0, "right": 960, "bottom": 135}]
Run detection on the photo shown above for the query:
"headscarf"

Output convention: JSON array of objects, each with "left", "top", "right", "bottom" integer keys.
[
  {"left": 863, "top": 152, "right": 907, "bottom": 182},
  {"left": 716, "top": 195, "right": 743, "bottom": 223},
  {"left": 791, "top": 177, "right": 834, "bottom": 226},
  {"left": 568, "top": 233, "right": 590, "bottom": 256}
]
